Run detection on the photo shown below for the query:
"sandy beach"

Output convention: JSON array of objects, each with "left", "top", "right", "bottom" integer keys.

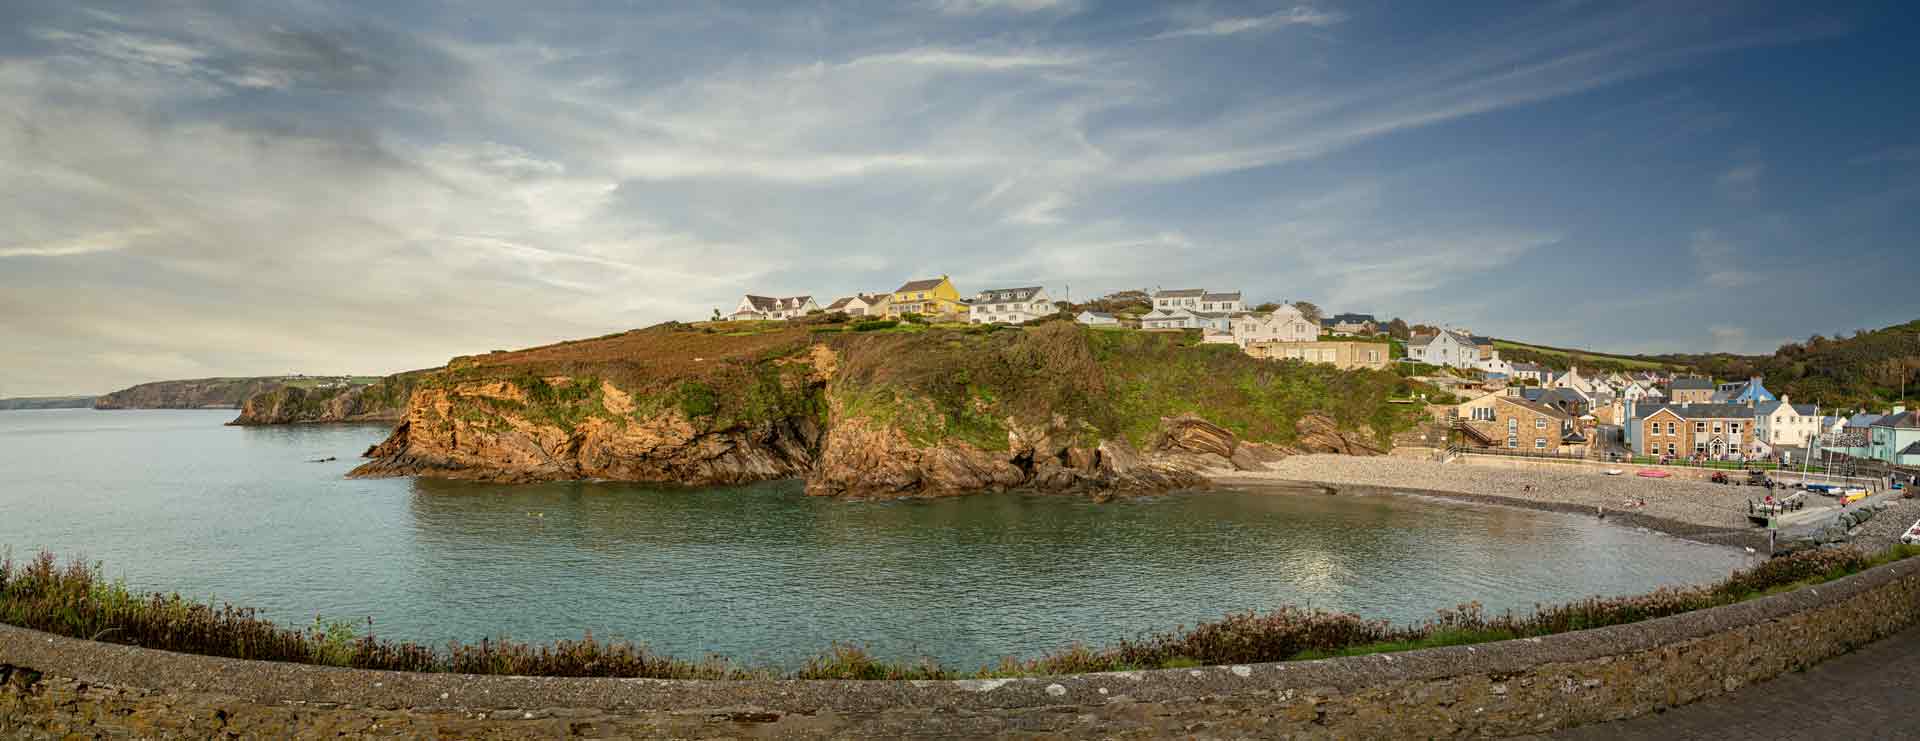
[{"left": 1212, "top": 454, "right": 1909, "bottom": 551}]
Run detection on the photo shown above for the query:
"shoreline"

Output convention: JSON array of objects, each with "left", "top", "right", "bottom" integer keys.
[{"left": 1213, "top": 475, "right": 1769, "bottom": 550}]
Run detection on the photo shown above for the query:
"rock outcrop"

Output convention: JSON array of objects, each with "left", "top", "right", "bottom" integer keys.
[
  {"left": 227, "top": 372, "right": 426, "bottom": 426},
  {"left": 351, "top": 322, "right": 1409, "bottom": 498}
]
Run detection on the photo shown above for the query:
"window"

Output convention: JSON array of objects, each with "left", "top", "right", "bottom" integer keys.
[
  {"left": 1536, "top": 438, "right": 1547, "bottom": 449},
  {"left": 1696, "top": 422, "right": 1706, "bottom": 434},
  {"left": 1667, "top": 443, "right": 1677, "bottom": 455},
  {"left": 1507, "top": 435, "right": 1518, "bottom": 449},
  {"left": 1536, "top": 417, "right": 1547, "bottom": 429},
  {"left": 1668, "top": 422, "right": 1677, "bottom": 435},
  {"left": 1508, "top": 418, "right": 1519, "bottom": 432},
  {"left": 1729, "top": 422, "right": 1741, "bottom": 435},
  {"left": 1713, "top": 423, "right": 1723, "bottom": 434}
]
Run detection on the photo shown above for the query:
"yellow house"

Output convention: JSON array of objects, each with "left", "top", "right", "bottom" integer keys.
[{"left": 887, "top": 275, "right": 965, "bottom": 318}]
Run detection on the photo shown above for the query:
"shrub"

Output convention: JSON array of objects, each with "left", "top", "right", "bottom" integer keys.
[{"left": 852, "top": 319, "right": 900, "bottom": 332}]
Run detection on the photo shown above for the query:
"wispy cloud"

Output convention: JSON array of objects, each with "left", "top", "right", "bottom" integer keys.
[
  {"left": 1151, "top": 7, "right": 1346, "bottom": 40},
  {"left": 931, "top": 0, "right": 1077, "bottom": 16},
  {"left": 1689, "top": 229, "right": 1755, "bottom": 288},
  {"left": 1716, "top": 162, "right": 1764, "bottom": 200}
]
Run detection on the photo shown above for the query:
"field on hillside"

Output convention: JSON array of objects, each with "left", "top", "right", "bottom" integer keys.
[{"left": 1492, "top": 340, "right": 1680, "bottom": 371}]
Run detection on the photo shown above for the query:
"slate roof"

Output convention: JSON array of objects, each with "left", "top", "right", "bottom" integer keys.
[
  {"left": 1497, "top": 394, "right": 1573, "bottom": 420},
  {"left": 1901, "top": 441, "right": 1920, "bottom": 455},
  {"left": 1873, "top": 411, "right": 1920, "bottom": 430},
  {"left": 1637, "top": 402, "right": 1758, "bottom": 420},
  {"left": 1154, "top": 288, "right": 1206, "bottom": 298},
  {"left": 1078, "top": 311, "right": 1116, "bottom": 319},
  {"left": 1845, "top": 413, "right": 1886, "bottom": 428},
  {"left": 1329, "top": 313, "right": 1376, "bottom": 325},
  {"left": 1754, "top": 400, "right": 1818, "bottom": 416},
  {"left": 741, "top": 295, "right": 813, "bottom": 312},
  {"left": 895, "top": 277, "right": 948, "bottom": 292},
  {"left": 1468, "top": 335, "right": 1493, "bottom": 346},
  {"left": 1200, "top": 291, "right": 1241, "bottom": 302},
  {"left": 974, "top": 286, "right": 1044, "bottom": 303},
  {"left": 1670, "top": 377, "right": 1715, "bottom": 390},
  {"left": 1511, "top": 362, "right": 1548, "bottom": 373}
]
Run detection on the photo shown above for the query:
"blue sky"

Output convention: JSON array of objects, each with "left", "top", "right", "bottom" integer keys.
[{"left": 1, "top": 0, "right": 1917, "bottom": 395}]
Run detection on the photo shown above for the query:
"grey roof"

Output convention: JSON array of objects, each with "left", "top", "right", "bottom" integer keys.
[
  {"left": 1078, "top": 311, "right": 1116, "bottom": 319},
  {"left": 1754, "top": 401, "right": 1818, "bottom": 416},
  {"left": 1902, "top": 441, "right": 1920, "bottom": 455},
  {"left": 895, "top": 277, "right": 947, "bottom": 292},
  {"left": 1638, "top": 402, "right": 1758, "bottom": 420},
  {"left": 1670, "top": 377, "right": 1715, "bottom": 390},
  {"left": 1511, "top": 362, "right": 1548, "bottom": 373},
  {"left": 1495, "top": 394, "right": 1573, "bottom": 420},
  {"left": 1155, "top": 288, "right": 1206, "bottom": 298},
  {"left": 1408, "top": 333, "right": 1446, "bottom": 347},
  {"left": 1873, "top": 411, "right": 1920, "bottom": 430},
  {"left": 741, "top": 294, "right": 812, "bottom": 312},
  {"left": 1468, "top": 335, "right": 1492, "bottom": 346},
  {"left": 974, "top": 286, "right": 1044, "bottom": 302},
  {"left": 1200, "top": 291, "right": 1241, "bottom": 302},
  {"left": 1329, "top": 313, "right": 1376, "bottom": 324},
  {"left": 1845, "top": 413, "right": 1885, "bottom": 428}
]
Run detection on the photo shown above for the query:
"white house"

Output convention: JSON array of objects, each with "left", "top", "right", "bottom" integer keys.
[
  {"left": 1474, "top": 352, "right": 1515, "bottom": 377},
  {"left": 1326, "top": 313, "right": 1378, "bottom": 336},
  {"left": 1228, "top": 305, "right": 1319, "bottom": 348},
  {"left": 968, "top": 286, "right": 1054, "bottom": 324},
  {"left": 1200, "top": 328, "right": 1238, "bottom": 345},
  {"left": 730, "top": 294, "right": 818, "bottom": 321},
  {"left": 1075, "top": 311, "right": 1120, "bottom": 327},
  {"left": 1509, "top": 362, "right": 1552, "bottom": 384},
  {"left": 1755, "top": 396, "right": 1821, "bottom": 449},
  {"left": 1549, "top": 366, "right": 1602, "bottom": 395},
  {"left": 1140, "top": 307, "right": 1230, "bottom": 331},
  {"left": 823, "top": 293, "right": 886, "bottom": 317},
  {"left": 1152, "top": 288, "right": 1244, "bottom": 314},
  {"left": 1406, "top": 331, "right": 1478, "bottom": 369}
]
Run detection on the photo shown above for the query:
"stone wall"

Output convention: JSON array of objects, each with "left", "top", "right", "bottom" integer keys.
[{"left": 5, "top": 558, "right": 1919, "bottom": 739}]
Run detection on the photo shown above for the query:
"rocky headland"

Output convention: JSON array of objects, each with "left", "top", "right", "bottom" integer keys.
[
  {"left": 351, "top": 321, "right": 1415, "bottom": 498},
  {"left": 93, "top": 377, "right": 291, "bottom": 410},
  {"left": 227, "top": 372, "right": 429, "bottom": 426}
]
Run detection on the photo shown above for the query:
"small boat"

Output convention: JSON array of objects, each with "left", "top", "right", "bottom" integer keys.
[
  {"left": 1636, "top": 470, "right": 1672, "bottom": 479},
  {"left": 1605, "top": 469, "right": 1624, "bottom": 476}
]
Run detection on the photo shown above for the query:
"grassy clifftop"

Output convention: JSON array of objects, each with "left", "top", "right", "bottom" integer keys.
[{"left": 827, "top": 322, "right": 1416, "bottom": 452}]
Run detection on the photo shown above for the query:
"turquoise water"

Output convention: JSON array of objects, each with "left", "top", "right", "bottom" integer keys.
[{"left": 0, "top": 408, "right": 1755, "bottom": 669}]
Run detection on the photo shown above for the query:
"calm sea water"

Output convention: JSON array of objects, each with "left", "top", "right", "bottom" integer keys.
[{"left": 0, "top": 409, "right": 1755, "bottom": 669}]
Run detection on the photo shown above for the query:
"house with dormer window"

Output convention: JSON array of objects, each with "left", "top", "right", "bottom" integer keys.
[
  {"left": 730, "top": 294, "right": 818, "bottom": 321},
  {"left": 968, "top": 286, "right": 1054, "bottom": 324}
]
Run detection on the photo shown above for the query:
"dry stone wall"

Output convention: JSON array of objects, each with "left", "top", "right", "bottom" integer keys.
[{"left": 4, "top": 558, "right": 1919, "bottom": 739}]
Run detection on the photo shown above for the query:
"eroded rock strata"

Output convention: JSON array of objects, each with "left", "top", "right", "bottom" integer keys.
[{"left": 351, "top": 321, "right": 1406, "bottom": 498}]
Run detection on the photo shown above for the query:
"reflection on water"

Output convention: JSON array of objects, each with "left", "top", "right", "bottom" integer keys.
[{"left": 0, "top": 409, "right": 1755, "bottom": 668}]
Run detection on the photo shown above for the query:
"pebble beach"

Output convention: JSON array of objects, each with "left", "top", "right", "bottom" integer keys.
[{"left": 1214, "top": 454, "right": 1914, "bottom": 550}]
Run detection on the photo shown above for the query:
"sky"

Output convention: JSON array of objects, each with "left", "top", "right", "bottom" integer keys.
[{"left": 2, "top": 0, "right": 1918, "bottom": 396}]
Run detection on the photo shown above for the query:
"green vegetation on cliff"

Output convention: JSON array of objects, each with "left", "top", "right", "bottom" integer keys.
[
  {"left": 0, "top": 396, "right": 96, "bottom": 411},
  {"left": 1647, "top": 319, "right": 1920, "bottom": 409},
  {"left": 827, "top": 322, "right": 1419, "bottom": 451}
]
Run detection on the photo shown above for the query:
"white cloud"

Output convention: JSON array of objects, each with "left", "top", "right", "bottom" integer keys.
[
  {"left": 0, "top": 228, "right": 155, "bottom": 258},
  {"left": 1689, "top": 229, "right": 1755, "bottom": 288},
  {"left": 1151, "top": 7, "right": 1347, "bottom": 40},
  {"left": 931, "top": 0, "right": 1077, "bottom": 15}
]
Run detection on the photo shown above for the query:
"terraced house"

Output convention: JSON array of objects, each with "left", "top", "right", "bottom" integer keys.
[
  {"left": 968, "top": 286, "right": 1053, "bottom": 325},
  {"left": 1140, "top": 288, "right": 1243, "bottom": 331},
  {"left": 1630, "top": 403, "right": 1758, "bottom": 460},
  {"left": 886, "top": 276, "right": 965, "bottom": 319},
  {"left": 823, "top": 293, "right": 888, "bottom": 317}
]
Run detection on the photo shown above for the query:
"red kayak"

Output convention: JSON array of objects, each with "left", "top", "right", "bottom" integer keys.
[{"left": 1636, "top": 470, "right": 1672, "bottom": 479}]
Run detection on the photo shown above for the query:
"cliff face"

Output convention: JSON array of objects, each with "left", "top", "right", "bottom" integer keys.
[
  {"left": 227, "top": 373, "right": 427, "bottom": 426},
  {"left": 95, "top": 378, "right": 291, "bottom": 410},
  {"left": 351, "top": 322, "right": 1412, "bottom": 497}
]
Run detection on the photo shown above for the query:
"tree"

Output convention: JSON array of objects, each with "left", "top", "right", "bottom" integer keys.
[
  {"left": 710, "top": 308, "right": 722, "bottom": 321},
  {"left": 1410, "top": 323, "right": 1440, "bottom": 336},
  {"left": 1387, "top": 317, "right": 1411, "bottom": 340},
  {"left": 1292, "top": 301, "right": 1323, "bottom": 323},
  {"left": 1253, "top": 302, "right": 1281, "bottom": 313}
]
